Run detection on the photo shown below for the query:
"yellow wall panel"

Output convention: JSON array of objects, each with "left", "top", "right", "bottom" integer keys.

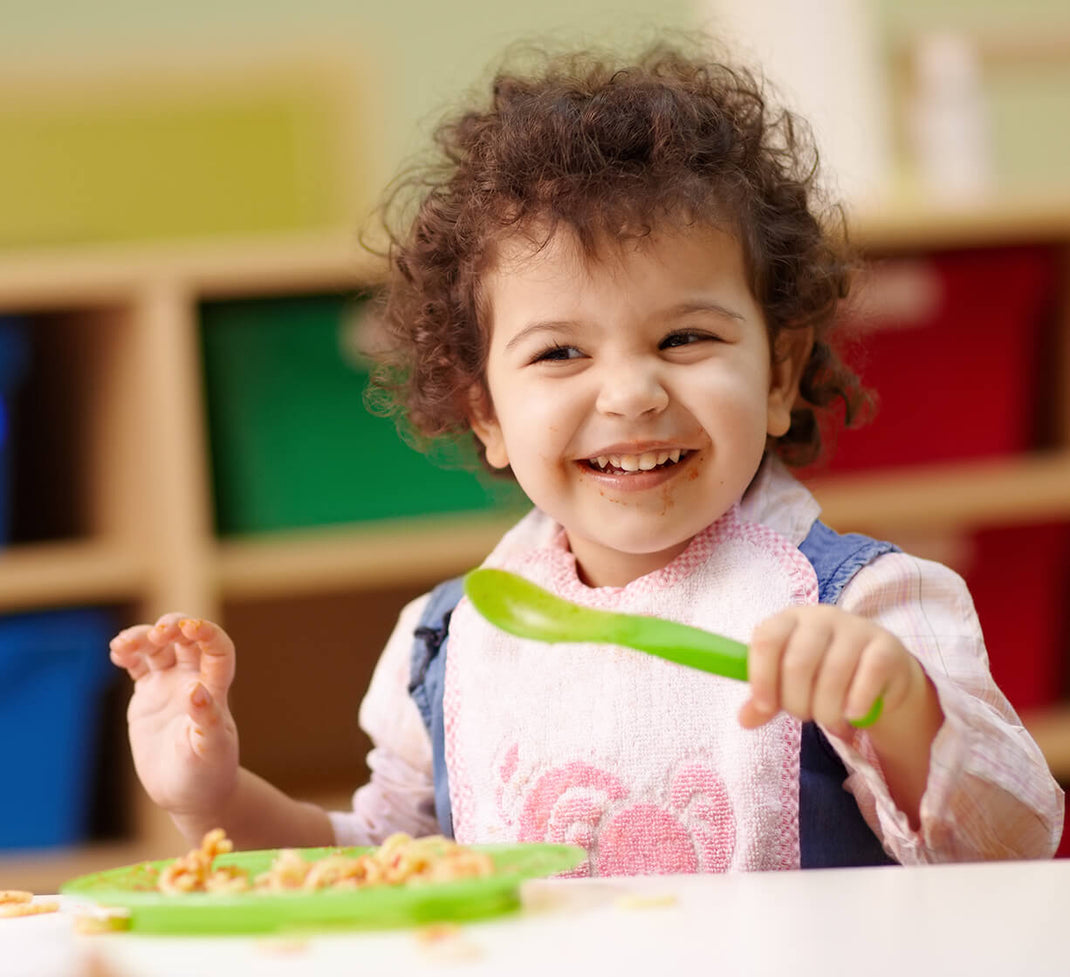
[{"left": 0, "top": 62, "right": 363, "bottom": 248}]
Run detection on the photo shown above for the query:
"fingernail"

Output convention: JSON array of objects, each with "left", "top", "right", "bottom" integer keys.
[{"left": 190, "top": 683, "right": 210, "bottom": 709}]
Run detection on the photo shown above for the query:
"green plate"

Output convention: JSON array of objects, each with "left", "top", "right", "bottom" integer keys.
[{"left": 60, "top": 843, "right": 585, "bottom": 934}]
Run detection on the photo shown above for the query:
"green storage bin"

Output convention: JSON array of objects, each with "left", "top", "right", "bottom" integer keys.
[{"left": 200, "top": 294, "right": 524, "bottom": 536}]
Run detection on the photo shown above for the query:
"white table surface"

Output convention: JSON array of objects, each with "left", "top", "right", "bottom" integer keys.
[{"left": 4, "top": 859, "right": 1068, "bottom": 977}]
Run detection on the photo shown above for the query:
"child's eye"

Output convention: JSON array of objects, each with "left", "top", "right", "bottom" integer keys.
[
  {"left": 532, "top": 342, "right": 584, "bottom": 363},
  {"left": 659, "top": 330, "right": 716, "bottom": 350}
]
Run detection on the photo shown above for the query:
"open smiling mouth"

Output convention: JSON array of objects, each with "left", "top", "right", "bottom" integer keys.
[{"left": 584, "top": 449, "right": 693, "bottom": 474}]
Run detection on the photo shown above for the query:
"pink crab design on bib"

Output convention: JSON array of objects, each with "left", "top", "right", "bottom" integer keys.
[{"left": 444, "top": 505, "right": 817, "bottom": 874}]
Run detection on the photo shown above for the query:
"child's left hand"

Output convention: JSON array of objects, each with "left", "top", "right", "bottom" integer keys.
[{"left": 739, "top": 605, "right": 930, "bottom": 740}]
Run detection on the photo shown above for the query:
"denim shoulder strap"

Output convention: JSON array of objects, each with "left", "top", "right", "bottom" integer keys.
[
  {"left": 797, "top": 519, "right": 900, "bottom": 868},
  {"left": 408, "top": 576, "right": 464, "bottom": 839},
  {"left": 800, "top": 519, "right": 899, "bottom": 605}
]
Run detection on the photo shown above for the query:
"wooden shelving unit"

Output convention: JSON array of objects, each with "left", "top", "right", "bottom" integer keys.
[{"left": 2, "top": 196, "right": 1069, "bottom": 890}]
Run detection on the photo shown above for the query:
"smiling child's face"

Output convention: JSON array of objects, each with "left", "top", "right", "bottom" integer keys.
[{"left": 471, "top": 221, "right": 806, "bottom": 588}]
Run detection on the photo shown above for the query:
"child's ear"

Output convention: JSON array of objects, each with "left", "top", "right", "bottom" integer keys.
[
  {"left": 767, "top": 327, "right": 813, "bottom": 438},
  {"left": 468, "top": 385, "right": 510, "bottom": 469}
]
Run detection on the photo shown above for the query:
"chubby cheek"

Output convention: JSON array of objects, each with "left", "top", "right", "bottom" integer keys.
[{"left": 696, "top": 374, "right": 771, "bottom": 439}]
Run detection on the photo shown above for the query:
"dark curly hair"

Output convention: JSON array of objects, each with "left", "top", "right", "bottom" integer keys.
[{"left": 367, "top": 37, "right": 872, "bottom": 470}]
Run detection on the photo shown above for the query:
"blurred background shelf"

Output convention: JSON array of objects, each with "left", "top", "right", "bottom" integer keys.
[
  {"left": 0, "top": 541, "right": 146, "bottom": 613},
  {"left": 214, "top": 511, "right": 521, "bottom": 600},
  {"left": 852, "top": 192, "right": 1070, "bottom": 250},
  {"left": 811, "top": 451, "right": 1070, "bottom": 536}
]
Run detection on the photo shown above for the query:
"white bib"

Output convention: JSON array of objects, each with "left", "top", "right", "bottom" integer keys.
[{"left": 444, "top": 505, "right": 818, "bottom": 875}]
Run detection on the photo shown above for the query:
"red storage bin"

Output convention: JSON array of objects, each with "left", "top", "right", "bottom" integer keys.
[
  {"left": 963, "top": 522, "right": 1070, "bottom": 715},
  {"left": 962, "top": 521, "right": 1070, "bottom": 857},
  {"left": 822, "top": 245, "right": 1060, "bottom": 473}
]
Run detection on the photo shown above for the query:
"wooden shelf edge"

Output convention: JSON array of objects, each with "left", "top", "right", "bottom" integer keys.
[
  {"left": 809, "top": 451, "right": 1070, "bottom": 536},
  {"left": 2, "top": 196, "right": 1069, "bottom": 310},
  {"left": 0, "top": 230, "right": 386, "bottom": 309},
  {"left": 214, "top": 510, "right": 525, "bottom": 601},
  {"left": 0, "top": 540, "right": 149, "bottom": 612},
  {"left": 215, "top": 452, "right": 1070, "bottom": 599},
  {"left": 852, "top": 192, "right": 1070, "bottom": 251}
]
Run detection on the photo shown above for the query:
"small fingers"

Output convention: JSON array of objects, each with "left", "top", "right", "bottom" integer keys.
[
  {"left": 844, "top": 635, "right": 900, "bottom": 723},
  {"left": 146, "top": 612, "right": 190, "bottom": 648},
  {"left": 176, "top": 618, "right": 236, "bottom": 699},
  {"left": 109, "top": 624, "right": 155, "bottom": 680},
  {"left": 809, "top": 628, "right": 867, "bottom": 732},
  {"left": 741, "top": 612, "right": 795, "bottom": 728},
  {"left": 184, "top": 681, "right": 235, "bottom": 759},
  {"left": 109, "top": 614, "right": 235, "bottom": 696},
  {"left": 112, "top": 613, "right": 189, "bottom": 678},
  {"left": 777, "top": 617, "right": 835, "bottom": 722}
]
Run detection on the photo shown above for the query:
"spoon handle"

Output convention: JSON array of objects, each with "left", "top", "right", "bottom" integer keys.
[
  {"left": 603, "top": 611, "right": 883, "bottom": 729},
  {"left": 604, "top": 613, "right": 749, "bottom": 682}
]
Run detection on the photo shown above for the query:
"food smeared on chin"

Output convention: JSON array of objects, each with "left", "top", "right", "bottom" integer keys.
[{"left": 157, "top": 829, "right": 496, "bottom": 894}]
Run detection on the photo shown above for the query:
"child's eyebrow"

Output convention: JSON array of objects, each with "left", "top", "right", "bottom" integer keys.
[
  {"left": 504, "top": 320, "right": 581, "bottom": 352},
  {"left": 667, "top": 301, "right": 746, "bottom": 322}
]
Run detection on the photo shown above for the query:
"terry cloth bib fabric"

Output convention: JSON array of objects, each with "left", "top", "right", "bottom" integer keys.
[{"left": 443, "top": 505, "right": 820, "bottom": 875}]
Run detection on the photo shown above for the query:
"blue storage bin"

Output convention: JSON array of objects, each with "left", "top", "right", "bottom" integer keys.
[
  {"left": 0, "top": 317, "right": 30, "bottom": 546},
  {"left": 0, "top": 608, "right": 115, "bottom": 850}
]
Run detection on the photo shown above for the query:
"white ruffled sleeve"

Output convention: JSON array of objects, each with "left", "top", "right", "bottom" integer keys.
[
  {"left": 327, "top": 592, "right": 441, "bottom": 847},
  {"left": 824, "top": 551, "right": 1064, "bottom": 863}
]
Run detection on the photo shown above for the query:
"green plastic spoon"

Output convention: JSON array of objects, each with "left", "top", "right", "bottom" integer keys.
[{"left": 463, "top": 567, "right": 883, "bottom": 729}]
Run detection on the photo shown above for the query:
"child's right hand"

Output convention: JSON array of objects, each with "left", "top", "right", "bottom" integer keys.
[{"left": 110, "top": 614, "right": 240, "bottom": 820}]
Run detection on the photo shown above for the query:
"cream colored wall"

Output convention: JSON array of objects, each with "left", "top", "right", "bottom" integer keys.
[{"left": 3, "top": 0, "right": 1067, "bottom": 249}]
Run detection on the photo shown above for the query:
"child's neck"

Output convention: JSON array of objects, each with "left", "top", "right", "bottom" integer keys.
[{"left": 569, "top": 536, "right": 693, "bottom": 589}]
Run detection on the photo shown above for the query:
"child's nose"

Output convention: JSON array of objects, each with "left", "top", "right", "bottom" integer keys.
[{"left": 595, "top": 361, "right": 670, "bottom": 418}]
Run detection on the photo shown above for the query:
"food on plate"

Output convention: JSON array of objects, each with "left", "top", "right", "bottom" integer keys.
[
  {"left": 157, "top": 829, "right": 496, "bottom": 895},
  {"left": 0, "top": 890, "right": 33, "bottom": 904}
]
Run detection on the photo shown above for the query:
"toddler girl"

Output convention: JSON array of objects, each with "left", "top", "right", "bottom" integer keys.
[{"left": 111, "top": 40, "right": 1062, "bottom": 872}]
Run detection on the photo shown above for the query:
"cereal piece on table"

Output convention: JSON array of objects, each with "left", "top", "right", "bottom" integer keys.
[
  {"left": 256, "top": 938, "right": 310, "bottom": 956},
  {"left": 73, "top": 908, "right": 132, "bottom": 934},
  {"left": 0, "top": 890, "right": 33, "bottom": 904},
  {"left": 415, "top": 923, "right": 483, "bottom": 963},
  {"left": 614, "top": 893, "right": 679, "bottom": 910},
  {"left": 0, "top": 900, "right": 60, "bottom": 918}
]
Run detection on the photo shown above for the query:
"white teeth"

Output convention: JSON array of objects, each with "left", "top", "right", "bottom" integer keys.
[{"left": 589, "top": 449, "right": 686, "bottom": 471}]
